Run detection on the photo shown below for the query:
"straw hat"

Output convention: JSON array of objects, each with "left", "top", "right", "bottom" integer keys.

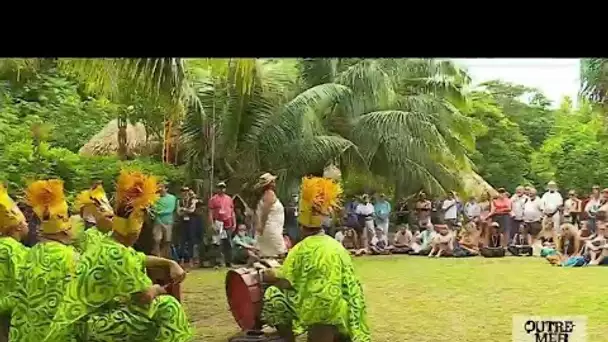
[{"left": 254, "top": 173, "right": 277, "bottom": 189}]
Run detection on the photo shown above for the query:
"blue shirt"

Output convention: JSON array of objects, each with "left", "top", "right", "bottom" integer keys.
[
  {"left": 374, "top": 200, "right": 391, "bottom": 222},
  {"left": 154, "top": 193, "right": 177, "bottom": 225}
]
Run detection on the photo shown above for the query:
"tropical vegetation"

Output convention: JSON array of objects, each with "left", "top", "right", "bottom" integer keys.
[{"left": 0, "top": 58, "right": 605, "bottom": 204}]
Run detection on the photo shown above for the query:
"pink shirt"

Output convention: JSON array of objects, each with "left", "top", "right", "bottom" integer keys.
[{"left": 209, "top": 194, "right": 235, "bottom": 230}]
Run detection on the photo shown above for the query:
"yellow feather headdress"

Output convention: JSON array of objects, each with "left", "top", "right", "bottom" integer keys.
[
  {"left": 74, "top": 184, "right": 113, "bottom": 216},
  {"left": 298, "top": 176, "right": 343, "bottom": 228},
  {"left": 26, "top": 179, "right": 70, "bottom": 234},
  {"left": 112, "top": 170, "right": 159, "bottom": 236},
  {"left": 0, "top": 184, "right": 26, "bottom": 233}
]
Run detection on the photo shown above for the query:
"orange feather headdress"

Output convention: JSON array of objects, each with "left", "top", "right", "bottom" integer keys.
[
  {"left": 298, "top": 176, "right": 343, "bottom": 228},
  {"left": 0, "top": 184, "right": 26, "bottom": 234},
  {"left": 26, "top": 179, "right": 70, "bottom": 234},
  {"left": 112, "top": 170, "right": 159, "bottom": 236}
]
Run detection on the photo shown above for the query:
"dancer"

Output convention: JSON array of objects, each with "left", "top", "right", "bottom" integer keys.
[
  {"left": 1, "top": 179, "right": 79, "bottom": 342},
  {"left": 261, "top": 176, "right": 371, "bottom": 342},
  {"left": 0, "top": 185, "right": 30, "bottom": 342},
  {"left": 73, "top": 183, "right": 114, "bottom": 253},
  {"left": 46, "top": 170, "right": 192, "bottom": 342}
]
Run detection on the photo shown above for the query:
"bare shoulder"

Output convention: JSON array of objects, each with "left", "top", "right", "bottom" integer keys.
[{"left": 263, "top": 190, "right": 277, "bottom": 202}]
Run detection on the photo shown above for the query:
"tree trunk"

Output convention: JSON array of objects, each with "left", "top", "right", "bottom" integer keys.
[{"left": 117, "top": 113, "right": 128, "bottom": 160}]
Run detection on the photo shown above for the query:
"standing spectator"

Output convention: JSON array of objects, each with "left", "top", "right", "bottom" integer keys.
[
  {"left": 540, "top": 181, "right": 563, "bottom": 233},
  {"left": 209, "top": 181, "right": 236, "bottom": 267},
  {"left": 284, "top": 194, "right": 299, "bottom": 245},
  {"left": 177, "top": 187, "right": 199, "bottom": 269},
  {"left": 374, "top": 193, "right": 391, "bottom": 243},
  {"left": 564, "top": 190, "right": 582, "bottom": 227},
  {"left": 355, "top": 194, "right": 375, "bottom": 248},
  {"left": 510, "top": 186, "right": 528, "bottom": 233},
  {"left": 254, "top": 173, "right": 286, "bottom": 258},
  {"left": 464, "top": 196, "right": 481, "bottom": 223},
  {"left": 442, "top": 192, "right": 458, "bottom": 229},
  {"left": 415, "top": 191, "right": 432, "bottom": 227},
  {"left": 152, "top": 182, "right": 177, "bottom": 258},
  {"left": 523, "top": 188, "right": 543, "bottom": 240},
  {"left": 344, "top": 195, "right": 360, "bottom": 231},
  {"left": 489, "top": 188, "right": 512, "bottom": 246},
  {"left": 395, "top": 197, "right": 410, "bottom": 226},
  {"left": 585, "top": 185, "right": 601, "bottom": 233}
]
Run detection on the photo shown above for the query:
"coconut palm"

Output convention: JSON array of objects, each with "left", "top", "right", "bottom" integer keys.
[
  {"left": 580, "top": 58, "right": 608, "bottom": 104},
  {"left": 181, "top": 58, "right": 476, "bottom": 201}
]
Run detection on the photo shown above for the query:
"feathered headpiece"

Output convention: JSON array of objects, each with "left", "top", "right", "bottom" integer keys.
[
  {"left": 0, "top": 184, "right": 26, "bottom": 234},
  {"left": 298, "top": 176, "right": 342, "bottom": 228},
  {"left": 26, "top": 179, "right": 70, "bottom": 234},
  {"left": 74, "top": 184, "right": 113, "bottom": 216},
  {"left": 112, "top": 170, "right": 159, "bottom": 236}
]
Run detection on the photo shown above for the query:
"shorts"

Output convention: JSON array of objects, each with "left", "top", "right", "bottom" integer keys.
[
  {"left": 525, "top": 221, "right": 542, "bottom": 237},
  {"left": 153, "top": 223, "right": 173, "bottom": 243}
]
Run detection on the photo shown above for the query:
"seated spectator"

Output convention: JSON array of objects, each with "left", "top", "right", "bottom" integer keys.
[
  {"left": 334, "top": 226, "right": 345, "bottom": 244},
  {"left": 588, "top": 223, "right": 608, "bottom": 265},
  {"left": 341, "top": 227, "right": 366, "bottom": 256},
  {"left": 428, "top": 224, "right": 454, "bottom": 257},
  {"left": 508, "top": 223, "right": 533, "bottom": 256},
  {"left": 370, "top": 227, "right": 393, "bottom": 255},
  {"left": 393, "top": 224, "right": 413, "bottom": 254},
  {"left": 480, "top": 222, "right": 506, "bottom": 258},
  {"left": 414, "top": 222, "right": 436, "bottom": 255},
  {"left": 453, "top": 222, "right": 480, "bottom": 257},
  {"left": 557, "top": 223, "right": 581, "bottom": 257},
  {"left": 538, "top": 219, "right": 558, "bottom": 257},
  {"left": 232, "top": 223, "right": 260, "bottom": 265}
]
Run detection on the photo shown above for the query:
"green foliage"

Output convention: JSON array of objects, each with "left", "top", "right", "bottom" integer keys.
[
  {"left": 531, "top": 99, "right": 608, "bottom": 192},
  {"left": 0, "top": 70, "right": 116, "bottom": 152},
  {"left": 0, "top": 140, "right": 184, "bottom": 198}
]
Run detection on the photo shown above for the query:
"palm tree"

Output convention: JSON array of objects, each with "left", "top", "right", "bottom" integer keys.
[
  {"left": 580, "top": 58, "right": 608, "bottom": 105},
  {"left": 181, "top": 58, "right": 476, "bottom": 202}
]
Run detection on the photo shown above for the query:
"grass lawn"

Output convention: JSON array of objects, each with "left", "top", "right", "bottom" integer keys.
[{"left": 182, "top": 256, "right": 608, "bottom": 341}]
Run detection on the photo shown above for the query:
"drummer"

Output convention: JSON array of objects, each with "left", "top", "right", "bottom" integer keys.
[{"left": 261, "top": 176, "right": 371, "bottom": 342}]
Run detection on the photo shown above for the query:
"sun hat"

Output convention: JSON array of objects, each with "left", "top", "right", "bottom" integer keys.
[{"left": 254, "top": 173, "right": 277, "bottom": 189}]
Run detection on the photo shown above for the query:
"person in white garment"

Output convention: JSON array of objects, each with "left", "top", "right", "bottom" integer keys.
[
  {"left": 464, "top": 196, "right": 481, "bottom": 223},
  {"left": 540, "top": 181, "right": 564, "bottom": 233},
  {"left": 523, "top": 188, "right": 543, "bottom": 240},
  {"left": 442, "top": 192, "right": 458, "bottom": 229},
  {"left": 510, "top": 186, "right": 529, "bottom": 234},
  {"left": 585, "top": 185, "right": 601, "bottom": 234},
  {"left": 355, "top": 194, "right": 375, "bottom": 248},
  {"left": 254, "top": 173, "right": 287, "bottom": 258}
]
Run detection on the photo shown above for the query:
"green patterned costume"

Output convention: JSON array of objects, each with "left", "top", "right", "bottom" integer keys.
[
  {"left": 261, "top": 234, "right": 371, "bottom": 342},
  {"left": 45, "top": 236, "right": 192, "bottom": 342},
  {"left": 73, "top": 226, "right": 107, "bottom": 254},
  {"left": 0, "top": 237, "right": 29, "bottom": 300},
  {"left": 0, "top": 241, "right": 79, "bottom": 342}
]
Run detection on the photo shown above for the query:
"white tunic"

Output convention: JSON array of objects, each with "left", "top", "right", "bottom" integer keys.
[{"left": 255, "top": 196, "right": 287, "bottom": 257}]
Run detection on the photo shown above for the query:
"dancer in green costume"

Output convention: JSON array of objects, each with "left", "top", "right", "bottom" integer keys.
[
  {"left": 1, "top": 179, "right": 79, "bottom": 342},
  {"left": 46, "top": 170, "right": 192, "bottom": 342},
  {"left": 0, "top": 184, "right": 30, "bottom": 342},
  {"left": 72, "top": 184, "right": 114, "bottom": 253},
  {"left": 261, "top": 177, "right": 371, "bottom": 342}
]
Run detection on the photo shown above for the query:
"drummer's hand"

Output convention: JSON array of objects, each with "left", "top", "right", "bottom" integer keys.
[
  {"left": 262, "top": 268, "right": 278, "bottom": 283},
  {"left": 169, "top": 261, "right": 187, "bottom": 284},
  {"left": 136, "top": 285, "right": 164, "bottom": 304}
]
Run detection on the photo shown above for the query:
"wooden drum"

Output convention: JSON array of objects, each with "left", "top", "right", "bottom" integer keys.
[
  {"left": 147, "top": 266, "right": 182, "bottom": 302},
  {"left": 225, "top": 267, "right": 264, "bottom": 331}
]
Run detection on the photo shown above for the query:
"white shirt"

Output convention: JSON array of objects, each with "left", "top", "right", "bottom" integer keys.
[
  {"left": 510, "top": 194, "right": 529, "bottom": 220},
  {"left": 564, "top": 198, "right": 580, "bottom": 215},
  {"left": 541, "top": 191, "right": 563, "bottom": 215},
  {"left": 335, "top": 231, "right": 345, "bottom": 243},
  {"left": 442, "top": 199, "right": 458, "bottom": 220},
  {"left": 356, "top": 203, "right": 375, "bottom": 216},
  {"left": 523, "top": 197, "right": 543, "bottom": 223},
  {"left": 464, "top": 202, "right": 481, "bottom": 219}
]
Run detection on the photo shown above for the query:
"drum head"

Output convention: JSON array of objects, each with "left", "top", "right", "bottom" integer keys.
[{"left": 225, "top": 268, "right": 262, "bottom": 331}]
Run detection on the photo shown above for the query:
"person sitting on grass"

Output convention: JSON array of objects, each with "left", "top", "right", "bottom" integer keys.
[
  {"left": 415, "top": 222, "right": 436, "bottom": 255},
  {"left": 369, "top": 227, "right": 393, "bottom": 255},
  {"left": 453, "top": 222, "right": 480, "bottom": 257},
  {"left": 334, "top": 226, "right": 345, "bottom": 244},
  {"left": 392, "top": 224, "right": 413, "bottom": 254},
  {"left": 232, "top": 223, "right": 260, "bottom": 265},
  {"left": 480, "top": 222, "right": 506, "bottom": 258},
  {"left": 428, "top": 224, "right": 454, "bottom": 257},
  {"left": 547, "top": 223, "right": 602, "bottom": 267},
  {"left": 341, "top": 227, "right": 366, "bottom": 256},
  {"left": 507, "top": 223, "right": 533, "bottom": 256},
  {"left": 538, "top": 219, "right": 558, "bottom": 257}
]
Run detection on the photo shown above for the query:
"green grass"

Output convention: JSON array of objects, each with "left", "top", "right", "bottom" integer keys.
[{"left": 182, "top": 256, "right": 608, "bottom": 342}]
